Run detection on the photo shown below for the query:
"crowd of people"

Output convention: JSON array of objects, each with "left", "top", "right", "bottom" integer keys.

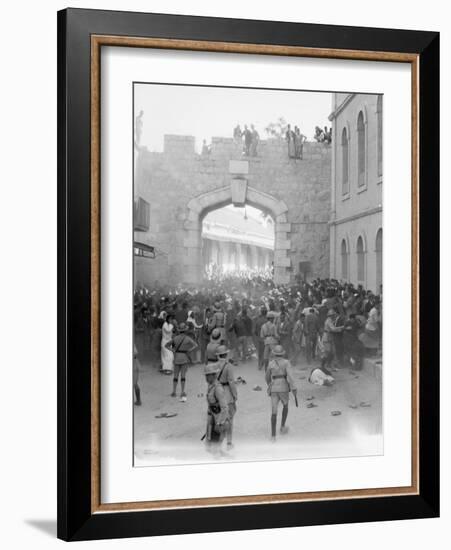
[
  {"left": 285, "top": 124, "right": 307, "bottom": 159},
  {"left": 200, "top": 122, "right": 331, "bottom": 162},
  {"left": 314, "top": 125, "right": 332, "bottom": 144},
  {"left": 134, "top": 273, "right": 382, "bottom": 447},
  {"left": 233, "top": 124, "right": 260, "bottom": 156},
  {"left": 204, "top": 264, "right": 274, "bottom": 287},
  {"left": 135, "top": 276, "right": 381, "bottom": 373}
]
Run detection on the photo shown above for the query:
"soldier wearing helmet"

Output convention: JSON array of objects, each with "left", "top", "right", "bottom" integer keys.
[
  {"left": 207, "top": 301, "right": 227, "bottom": 344},
  {"left": 204, "top": 363, "right": 230, "bottom": 447},
  {"left": 260, "top": 310, "right": 279, "bottom": 371},
  {"left": 165, "top": 322, "right": 198, "bottom": 400},
  {"left": 205, "top": 328, "right": 222, "bottom": 363},
  {"left": 214, "top": 345, "right": 238, "bottom": 449},
  {"left": 265, "top": 344, "right": 297, "bottom": 441}
]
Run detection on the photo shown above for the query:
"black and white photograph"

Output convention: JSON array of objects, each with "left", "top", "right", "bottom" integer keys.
[
  {"left": 132, "top": 83, "right": 383, "bottom": 466},
  {"left": 0, "top": 0, "right": 444, "bottom": 545}
]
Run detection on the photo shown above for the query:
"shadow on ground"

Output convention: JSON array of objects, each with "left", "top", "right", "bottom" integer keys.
[{"left": 25, "top": 519, "right": 57, "bottom": 538}]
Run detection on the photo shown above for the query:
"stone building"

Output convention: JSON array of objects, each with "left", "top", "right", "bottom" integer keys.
[
  {"left": 328, "top": 93, "right": 383, "bottom": 293},
  {"left": 134, "top": 135, "right": 331, "bottom": 288}
]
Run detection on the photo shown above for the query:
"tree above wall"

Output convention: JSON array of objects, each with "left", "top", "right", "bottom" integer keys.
[{"left": 264, "top": 117, "right": 288, "bottom": 138}]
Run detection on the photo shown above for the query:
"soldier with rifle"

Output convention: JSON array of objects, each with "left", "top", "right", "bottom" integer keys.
[
  {"left": 214, "top": 345, "right": 238, "bottom": 449},
  {"left": 203, "top": 363, "right": 231, "bottom": 450}
]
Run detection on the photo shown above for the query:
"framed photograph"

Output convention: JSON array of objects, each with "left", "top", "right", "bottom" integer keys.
[{"left": 57, "top": 8, "right": 439, "bottom": 541}]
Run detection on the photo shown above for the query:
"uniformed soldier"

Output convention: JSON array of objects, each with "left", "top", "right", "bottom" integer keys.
[
  {"left": 204, "top": 363, "right": 230, "bottom": 448},
  {"left": 205, "top": 328, "right": 222, "bottom": 363},
  {"left": 208, "top": 301, "right": 227, "bottom": 343},
  {"left": 265, "top": 344, "right": 297, "bottom": 441},
  {"left": 165, "top": 322, "right": 198, "bottom": 400},
  {"left": 133, "top": 344, "right": 142, "bottom": 406},
  {"left": 260, "top": 311, "right": 279, "bottom": 371},
  {"left": 214, "top": 345, "right": 238, "bottom": 448}
]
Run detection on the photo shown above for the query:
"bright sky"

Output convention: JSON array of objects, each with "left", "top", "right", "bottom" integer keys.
[{"left": 134, "top": 83, "right": 332, "bottom": 153}]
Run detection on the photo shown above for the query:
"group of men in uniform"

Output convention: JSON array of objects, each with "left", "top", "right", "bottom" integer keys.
[
  {"left": 202, "top": 316, "right": 298, "bottom": 447},
  {"left": 204, "top": 345, "right": 238, "bottom": 449},
  {"left": 154, "top": 300, "right": 299, "bottom": 449}
]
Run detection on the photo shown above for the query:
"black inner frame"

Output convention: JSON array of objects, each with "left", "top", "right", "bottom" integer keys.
[{"left": 57, "top": 8, "right": 439, "bottom": 541}]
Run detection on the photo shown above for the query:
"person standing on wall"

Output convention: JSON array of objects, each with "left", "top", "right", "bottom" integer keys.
[
  {"left": 233, "top": 123, "right": 242, "bottom": 143},
  {"left": 286, "top": 123, "right": 296, "bottom": 158},
  {"left": 243, "top": 124, "right": 252, "bottom": 156},
  {"left": 250, "top": 124, "right": 260, "bottom": 156}
]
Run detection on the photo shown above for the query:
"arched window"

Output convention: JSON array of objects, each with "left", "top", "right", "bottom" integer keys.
[
  {"left": 375, "top": 229, "right": 383, "bottom": 293},
  {"left": 357, "top": 236, "right": 365, "bottom": 282},
  {"left": 341, "top": 127, "right": 349, "bottom": 194},
  {"left": 357, "top": 111, "right": 366, "bottom": 187},
  {"left": 341, "top": 239, "right": 348, "bottom": 280},
  {"left": 377, "top": 96, "right": 383, "bottom": 177}
]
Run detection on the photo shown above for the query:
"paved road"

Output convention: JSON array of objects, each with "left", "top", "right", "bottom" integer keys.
[{"left": 134, "top": 353, "right": 382, "bottom": 466}]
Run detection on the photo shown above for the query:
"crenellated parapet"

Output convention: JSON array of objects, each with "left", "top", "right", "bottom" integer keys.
[{"left": 134, "top": 134, "right": 331, "bottom": 287}]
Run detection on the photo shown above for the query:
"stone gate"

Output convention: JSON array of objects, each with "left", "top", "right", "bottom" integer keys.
[{"left": 134, "top": 135, "right": 331, "bottom": 287}]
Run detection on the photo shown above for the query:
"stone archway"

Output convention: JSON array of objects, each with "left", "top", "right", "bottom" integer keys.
[{"left": 182, "top": 182, "right": 291, "bottom": 285}]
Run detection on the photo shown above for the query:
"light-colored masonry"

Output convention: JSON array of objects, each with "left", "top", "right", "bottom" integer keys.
[
  {"left": 329, "top": 93, "right": 383, "bottom": 293},
  {"left": 134, "top": 136, "right": 331, "bottom": 287}
]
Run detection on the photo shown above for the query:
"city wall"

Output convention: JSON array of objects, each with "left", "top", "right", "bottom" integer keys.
[{"left": 134, "top": 135, "right": 331, "bottom": 287}]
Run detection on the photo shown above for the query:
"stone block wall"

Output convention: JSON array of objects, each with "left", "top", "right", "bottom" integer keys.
[{"left": 134, "top": 135, "right": 331, "bottom": 288}]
